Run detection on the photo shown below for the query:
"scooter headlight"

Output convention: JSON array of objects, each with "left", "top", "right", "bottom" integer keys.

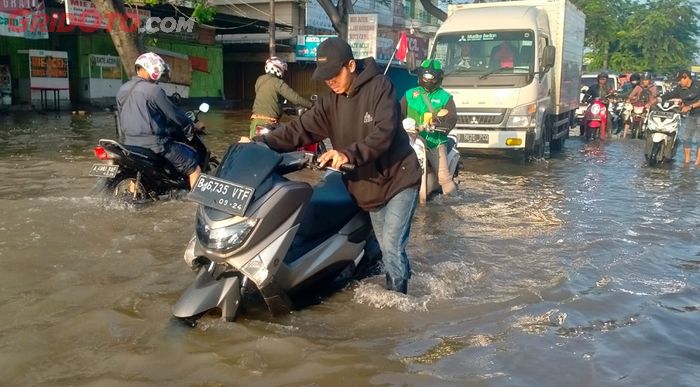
[{"left": 196, "top": 216, "right": 258, "bottom": 251}]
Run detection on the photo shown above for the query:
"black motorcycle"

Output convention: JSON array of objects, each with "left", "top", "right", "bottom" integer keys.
[{"left": 89, "top": 103, "right": 218, "bottom": 203}]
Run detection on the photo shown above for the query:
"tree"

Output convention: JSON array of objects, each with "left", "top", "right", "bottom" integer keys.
[
  {"left": 316, "top": 0, "right": 354, "bottom": 40},
  {"left": 571, "top": 0, "right": 628, "bottom": 70},
  {"left": 92, "top": 0, "right": 145, "bottom": 77},
  {"left": 613, "top": 0, "right": 698, "bottom": 73},
  {"left": 91, "top": 0, "right": 216, "bottom": 77}
]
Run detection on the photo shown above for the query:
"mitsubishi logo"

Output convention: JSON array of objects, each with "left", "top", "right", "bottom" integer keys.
[{"left": 470, "top": 116, "right": 479, "bottom": 125}]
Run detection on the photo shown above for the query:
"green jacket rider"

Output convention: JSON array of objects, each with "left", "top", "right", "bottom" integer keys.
[{"left": 400, "top": 59, "right": 458, "bottom": 195}]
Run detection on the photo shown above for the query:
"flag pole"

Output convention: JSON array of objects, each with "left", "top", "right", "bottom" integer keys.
[{"left": 384, "top": 47, "right": 398, "bottom": 75}]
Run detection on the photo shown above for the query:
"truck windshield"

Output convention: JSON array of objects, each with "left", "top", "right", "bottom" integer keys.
[{"left": 431, "top": 30, "right": 535, "bottom": 77}]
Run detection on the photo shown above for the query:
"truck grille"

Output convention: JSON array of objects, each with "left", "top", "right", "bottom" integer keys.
[{"left": 456, "top": 109, "right": 506, "bottom": 126}]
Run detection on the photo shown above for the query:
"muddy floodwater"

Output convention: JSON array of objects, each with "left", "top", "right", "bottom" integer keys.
[{"left": 1, "top": 109, "right": 699, "bottom": 386}]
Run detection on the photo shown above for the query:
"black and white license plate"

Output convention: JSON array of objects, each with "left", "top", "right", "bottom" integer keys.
[
  {"left": 88, "top": 163, "right": 120, "bottom": 178},
  {"left": 459, "top": 133, "right": 490, "bottom": 144},
  {"left": 189, "top": 174, "right": 255, "bottom": 216}
]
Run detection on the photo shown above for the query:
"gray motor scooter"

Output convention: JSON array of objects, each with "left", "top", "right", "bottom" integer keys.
[{"left": 172, "top": 143, "right": 379, "bottom": 325}]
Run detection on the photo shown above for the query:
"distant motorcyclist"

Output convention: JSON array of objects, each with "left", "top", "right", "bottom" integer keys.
[
  {"left": 617, "top": 72, "right": 640, "bottom": 99},
  {"left": 583, "top": 72, "right": 615, "bottom": 103},
  {"left": 400, "top": 59, "right": 458, "bottom": 195},
  {"left": 249, "top": 57, "right": 312, "bottom": 137},
  {"left": 628, "top": 72, "right": 658, "bottom": 110},
  {"left": 116, "top": 52, "right": 203, "bottom": 189}
]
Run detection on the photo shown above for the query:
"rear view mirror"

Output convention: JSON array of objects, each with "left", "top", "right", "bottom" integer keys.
[
  {"left": 542, "top": 46, "right": 556, "bottom": 69},
  {"left": 199, "top": 103, "right": 210, "bottom": 113}
]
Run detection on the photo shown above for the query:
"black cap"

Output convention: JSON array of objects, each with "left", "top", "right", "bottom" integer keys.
[{"left": 312, "top": 37, "right": 354, "bottom": 81}]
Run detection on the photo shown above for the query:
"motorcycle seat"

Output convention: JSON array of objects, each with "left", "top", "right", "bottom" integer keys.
[{"left": 296, "top": 172, "right": 360, "bottom": 239}]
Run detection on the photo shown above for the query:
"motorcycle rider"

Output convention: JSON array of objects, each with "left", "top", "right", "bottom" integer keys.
[
  {"left": 623, "top": 71, "right": 658, "bottom": 138},
  {"left": 619, "top": 73, "right": 640, "bottom": 136},
  {"left": 584, "top": 72, "right": 614, "bottom": 102},
  {"left": 582, "top": 72, "right": 615, "bottom": 138},
  {"left": 399, "top": 59, "right": 458, "bottom": 195},
  {"left": 660, "top": 70, "right": 700, "bottom": 165},
  {"left": 242, "top": 37, "right": 422, "bottom": 294},
  {"left": 249, "top": 57, "right": 313, "bottom": 137},
  {"left": 116, "top": 52, "right": 204, "bottom": 189}
]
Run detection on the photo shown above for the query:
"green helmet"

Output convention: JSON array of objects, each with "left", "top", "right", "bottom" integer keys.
[{"left": 417, "top": 59, "right": 444, "bottom": 92}]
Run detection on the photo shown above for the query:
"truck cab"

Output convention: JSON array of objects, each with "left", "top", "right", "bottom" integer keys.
[{"left": 429, "top": 0, "right": 585, "bottom": 159}]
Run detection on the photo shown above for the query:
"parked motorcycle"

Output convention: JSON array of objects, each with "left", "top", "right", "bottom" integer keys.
[
  {"left": 628, "top": 102, "right": 648, "bottom": 139},
  {"left": 644, "top": 100, "right": 681, "bottom": 166},
  {"left": 608, "top": 96, "right": 625, "bottom": 135},
  {"left": 89, "top": 103, "right": 218, "bottom": 203},
  {"left": 402, "top": 115, "right": 460, "bottom": 204},
  {"left": 580, "top": 94, "right": 611, "bottom": 140},
  {"left": 172, "top": 143, "right": 380, "bottom": 325}
]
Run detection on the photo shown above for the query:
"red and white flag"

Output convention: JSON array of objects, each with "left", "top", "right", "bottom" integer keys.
[{"left": 395, "top": 31, "right": 408, "bottom": 62}]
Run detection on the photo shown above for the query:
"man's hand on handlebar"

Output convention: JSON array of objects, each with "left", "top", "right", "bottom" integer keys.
[
  {"left": 239, "top": 136, "right": 253, "bottom": 143},
  {"left": 318, "top": 149, "right": 349, "bottom": 170},
  {"left": 194, "top": 120, "right": 206, "bottom": 133}
]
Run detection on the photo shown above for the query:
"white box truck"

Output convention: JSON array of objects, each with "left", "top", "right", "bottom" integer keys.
[{"left": 430, "top": 0, "right": 585, "bottom": 159}]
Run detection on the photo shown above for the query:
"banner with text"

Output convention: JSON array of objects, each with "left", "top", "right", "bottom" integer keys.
[
  {"left": 29, "top": 50, "right": 69, "bottom": 90},
  {"left": 0, "top": 0, "right": 48, "bottom": 39},
  {"left": 65, "top": 0, "right": 150, "bottom": 29},
  {"left": 347, "top": 14, "right": 378, "bottom": 60}
]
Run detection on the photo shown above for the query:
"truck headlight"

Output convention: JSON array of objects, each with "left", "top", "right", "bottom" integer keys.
[
  {"left": 507, "top": 103, "right": 537, "bottom": 129},
  {"left": 196, "top": 216, "right": 258, "bottom": 251}
]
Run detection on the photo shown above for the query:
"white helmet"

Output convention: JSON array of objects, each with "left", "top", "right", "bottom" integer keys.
[
  {"left": 265, "top": 57, "right": 287, "bottom": 78},
  {"left": 135, "top": 52, "right": 167, "bottom": 82}
]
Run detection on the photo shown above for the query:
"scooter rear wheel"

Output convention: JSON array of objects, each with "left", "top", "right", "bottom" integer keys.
[{"left": 110, "top": 174, "right": 148, "bottom": 202}]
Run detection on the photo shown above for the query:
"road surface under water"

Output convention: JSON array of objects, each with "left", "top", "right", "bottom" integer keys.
[{"left": 1, "top": 109, "right": 699, "bottom": 386}]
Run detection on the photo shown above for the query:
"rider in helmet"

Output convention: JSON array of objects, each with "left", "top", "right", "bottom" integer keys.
[
  {"left": 400, "top": 59, "right": 458, "bottom": 195},
  {"left": 618, "top": 72, "right": 640, "bottom": 99},
  {"left": 623, "top": 71, "right": 658, "bottom": 138},
  {"left": 249, "top": 57, "right": 312, "bottom": 137},
  {"left": 116, "top": 52, "right": 204, "bottom": 188}
]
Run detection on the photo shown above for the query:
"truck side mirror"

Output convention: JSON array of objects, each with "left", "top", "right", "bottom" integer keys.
[{"left": 542, "top": 46, "right": 556, "bottom": 69}]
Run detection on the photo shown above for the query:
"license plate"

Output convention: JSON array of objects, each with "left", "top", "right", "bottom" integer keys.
[
  {"left": 89, "top": 164, "right": 119, "bottom": 178},
  {"left": 459, "top": 133, "right": 489, "bottom": 144},
  {"left": 189, "top": 174, "right": 255, "bottom": 216}
]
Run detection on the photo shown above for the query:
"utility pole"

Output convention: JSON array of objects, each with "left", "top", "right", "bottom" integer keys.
[{"left": 269, "top": 0, "right": 276, "bottom": 57}]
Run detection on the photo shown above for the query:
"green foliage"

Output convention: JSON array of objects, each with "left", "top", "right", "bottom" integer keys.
[
  {"left": 573, "top": 0, "right": 698, "bottom": 74},
  {"left": 124, "top": 0, "right": 216, "bottom": 23}
]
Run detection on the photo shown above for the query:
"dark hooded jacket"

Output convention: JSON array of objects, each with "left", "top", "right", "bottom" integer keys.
[{"left": 257, "top": 58, "right": 421, "bottom": 210}]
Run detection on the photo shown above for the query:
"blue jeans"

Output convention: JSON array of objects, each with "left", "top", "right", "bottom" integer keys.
[
  {"left": 369, "top": 187, "right": 418, "bottom": 294},
  {"left": 681, "top": 114, "right": 700, "bottom": 149}
]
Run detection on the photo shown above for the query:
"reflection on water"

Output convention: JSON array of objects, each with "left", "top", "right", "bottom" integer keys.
[{"left": 0, "top": 111, "right": 699, "bottom": 385}]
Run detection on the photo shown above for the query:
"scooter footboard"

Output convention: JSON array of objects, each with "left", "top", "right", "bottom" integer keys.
[{"left": 172, "top": 266, "right": 241, "bottom": 319}]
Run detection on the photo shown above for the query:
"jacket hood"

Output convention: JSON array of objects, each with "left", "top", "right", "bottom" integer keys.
[{"left": 348, "top": 58, "right": 382, "bottom": 97}]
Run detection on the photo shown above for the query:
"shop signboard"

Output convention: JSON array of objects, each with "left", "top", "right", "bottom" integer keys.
[
  {"left": 347, "top": 14, "right": 378, "bottom": 60},
  {"left": 295, "top": 35, "right": 335, "bottom": 61},
  {"left": 89, "top": 54, "right": 121, "bottom": 79},
  {"left": 29, "top": 50, "right": 69, "bottom": 90}
]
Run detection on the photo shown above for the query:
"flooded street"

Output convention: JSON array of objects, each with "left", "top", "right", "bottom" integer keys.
[{"left": 1, "top": 109, "right": 699, "bottom": 386}]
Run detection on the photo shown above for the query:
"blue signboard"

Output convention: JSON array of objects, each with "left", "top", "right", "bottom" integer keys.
[{"left": 296, "top": 35, "right": 336, "bottom": 61}]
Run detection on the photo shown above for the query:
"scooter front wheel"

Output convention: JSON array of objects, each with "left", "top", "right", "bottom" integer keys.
[{"left": 648, "top": 141, "right": 662, "bottom": 166}]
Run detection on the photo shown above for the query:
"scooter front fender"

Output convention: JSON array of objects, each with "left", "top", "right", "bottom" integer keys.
[
  {"left": 172, "top": 266, "right": 241, "bottom": 319},
  {"left": 651, "top": 132, "right": 667, "bottom": 143}
]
